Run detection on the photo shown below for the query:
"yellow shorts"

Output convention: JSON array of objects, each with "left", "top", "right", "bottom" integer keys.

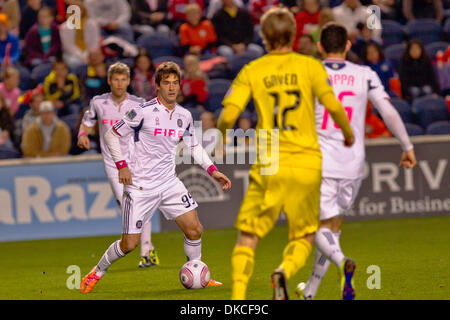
[{"left": 236, "top": 165, "right": 321, "bottom": 240}]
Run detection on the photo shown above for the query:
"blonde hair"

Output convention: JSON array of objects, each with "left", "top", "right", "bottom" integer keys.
[
  {"left": 2, "top": 66, "right": 19, "bottom": 79},
  {"left": 107, "top": 62, "right": 130, "bottom": 80},
  {"left": 183, "top": 55, "right": 208, "bottom": 82},
  {"left": 260, "top": 7, "right": 296, "bottom": 51},
  {"left": 186, "top": 3, "right": 202, "bottom": 15}
]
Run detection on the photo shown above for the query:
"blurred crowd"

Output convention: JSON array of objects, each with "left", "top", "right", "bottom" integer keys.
[{"left": 0, "top": 0, "right": 449, "bottom": 160}]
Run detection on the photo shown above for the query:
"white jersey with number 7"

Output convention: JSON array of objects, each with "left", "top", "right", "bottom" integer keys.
[{"left": 315, "top": 58, "right": 390, "bottom": 180}]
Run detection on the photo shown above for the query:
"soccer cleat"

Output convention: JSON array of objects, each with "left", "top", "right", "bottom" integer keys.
[
  {"left": 139, "top": 256, "right": 151, "bottom": 268},
  {"left": 207, "top": 279, "right": 223, "bottom": 287},
  {"left": 295, "top": 282, "right": 313, "bottom": 300},
  {"left": 149, "top": 249, "right": 160, "bottom": 266},
  {"left": 80, "top": 267, "right": 101, "bottom": 293},
  {"left": 340, "top": 258, "right": 356, "bottom": 300},
  {"left": 271, "top": 270, "right": 289, "bottom": 300}
]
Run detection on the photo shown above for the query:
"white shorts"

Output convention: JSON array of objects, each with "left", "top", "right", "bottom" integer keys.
[
  {"left": 105, "top": 165, "right": 123, "bottom": 207},
  {"left": 121, "top": 177, "right": 198, "bottom": 234},
  {"left": 320, "top": 177, "right": 362, "bottom": 220}
]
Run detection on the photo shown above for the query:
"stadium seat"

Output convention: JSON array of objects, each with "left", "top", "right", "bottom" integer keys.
[
  {"left": 426, "top": 120, "right": 450, "bottom": 135},
  {"left": 14, "top": 65, "right": 31, "bottom": 91},
  {"left": 412, "top": 95, "right": 450, "bottom": 128},
  {"left": 381, "top": 20, "right": 406, "bottom": 47},
  {"left": 229, "top": 52, "right": 256, "bottom": 78},
  {"left": 390, "top": 97, "right": 414, "bottom": 123},
  {"left": 384, "top": 43, "right": 406, "bottom": 71},
  {"left": 0, "top": 148, "right": 20, "bottom": 159},
  {"left": 73, "top": 64, "right": 87, "bottom": 80},
  {"left": 189, "top": 108, "right": 203, "bottom": 121},
  {"left": 404, "top": 123, "right": 424, "bottom": 136},
  {"left": 253, "top": 25, "right": 264, "bottom": 47},
  {"left": 119, "top": 58, "right": 135, "bottom": 68},
  {"left": 425, "top": 41, "right": 449, "bottom": 59},
  {"left": 153, "top": 56, "right": 184, "bottom": 68},
  {"left": 405, "top": 19, "right": 443, "bottom": 45},
  {"left": 206, "top": 79, "right": 232, "bottom": 112},
  {"left": 445, "top": 18, "right": 450, "bottom": 36},
  {"left": 136, "top": 34, "right": 175, "bottom": 59},
  {"left": 60, "top": 113, "right": 80, "bottom": 132},
  {"left": 31, "top": 62, "right": 53, "bottom": 85},
  {"left": 199, "top": 53, "right": 218, "bottom": 61}
]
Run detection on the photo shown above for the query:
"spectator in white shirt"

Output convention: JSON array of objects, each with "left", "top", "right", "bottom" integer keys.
[
  {"left": 59, "top": 0, "right": 101, "bottom": 69},
  {"left": 332, "top": 0, "right": 381, "bottom": 43},
  {"left": 85, "top": 0, "right": 134, "bottom": 44}
]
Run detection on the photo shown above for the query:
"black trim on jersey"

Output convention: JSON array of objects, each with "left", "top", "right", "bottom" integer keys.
[
  {"left": 132, "top": 119, "right": 144, "bottom": 142},
  {"left": 141, "top": 99, "right": 158, "bottom": 108},
  {"left": 183, "top": 123, "right": 193, "bottom": 137},
  {"left": 368, "top": 79, "right": 378, "bottom": 91}
]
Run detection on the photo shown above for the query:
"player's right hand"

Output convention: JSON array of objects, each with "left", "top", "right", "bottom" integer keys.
[
  {"left": 119, "top": 167, "right": 133, "bottom": 185},
  {"left": 77, "top": 134, "right": 90, "bottom": 150},
  {"left": 344, "top": 134, "right": 355, "bottom": 147},
  {"left": 399, "top": 149, "right": 417, "bottom": 168}
]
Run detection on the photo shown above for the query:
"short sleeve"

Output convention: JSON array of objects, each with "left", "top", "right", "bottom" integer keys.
[
  {"left": 310, "top": 59, "right": 334, "bottom": 99},
  {"left": 222, "top": 65, "right": 252, "bottom": 112},
  {"left": 112, "top": 106, "right": 144, "bottom": 137},
  {"left": 82, "top": 99, "right": 98, "bottom": 128},
  {"left": 367, "top": 69, "right": 390, "bottom": 104}
]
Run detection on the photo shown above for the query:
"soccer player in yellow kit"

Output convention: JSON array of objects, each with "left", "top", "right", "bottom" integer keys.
[{"left": 217, "top": 7, "right": 355, "bottom": 300}]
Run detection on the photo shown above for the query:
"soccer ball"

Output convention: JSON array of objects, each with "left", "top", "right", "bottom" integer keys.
[{"left": 179, "top": 260, "right": 210, "bottom": 289}]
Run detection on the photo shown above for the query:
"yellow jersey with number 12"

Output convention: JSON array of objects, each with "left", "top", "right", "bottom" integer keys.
[{"left": 222, "top": 52, "right": 334, "bottom": 170}]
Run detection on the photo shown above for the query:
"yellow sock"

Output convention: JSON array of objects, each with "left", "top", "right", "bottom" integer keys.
[
  {"left": 278, "top": 238, "right": 312, "bottom": 279},
  {"left": 231, "top": 245, "right": 255, "bottom": 300}
]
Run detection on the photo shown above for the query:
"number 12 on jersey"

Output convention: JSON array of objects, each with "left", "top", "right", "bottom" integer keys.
[
  {"left": 321, "top": 91, "right": 355, "bottom": 130},
  {"left": 269, "top": 90, "right": 301, "bottom": 130}
]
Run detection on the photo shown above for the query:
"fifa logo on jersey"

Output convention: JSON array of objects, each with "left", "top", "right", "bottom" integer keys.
[
  {"left": 154, "top": 127, "right": 184, "bottom": 138},
  {"left": 102, "top": 119, "right": 120, "bottom": 126},
  {"left": 367, "top": 5, "right": 382, "bottom": 30}
]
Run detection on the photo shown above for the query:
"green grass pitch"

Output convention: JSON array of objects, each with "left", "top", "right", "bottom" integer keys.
[{"left": 1, "top": 216, "right": 448, "bottom": 300}]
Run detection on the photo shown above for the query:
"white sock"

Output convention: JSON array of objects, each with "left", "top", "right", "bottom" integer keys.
[
  {"left": 184, "top": 235, "right": 201, "bottom": 261},
  {"left": 140, "top": 221, "right": 153, "bottom": 257},
  {"left": 96, "top": 240, "right": 126, "bottom": 277},
  {"left": 303, "top": 248, "right": 331, "bottom": 299},
  {"left": 315, "top": 227, "right": 345, "bottom": 268},
  {"left": 303, "top": 231, "right": 342, "bottom": 299}
]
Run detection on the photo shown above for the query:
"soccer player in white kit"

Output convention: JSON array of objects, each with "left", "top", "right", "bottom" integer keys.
[
  {"left": 77, "top": 62, "right": 160, "bottom": 268},
  {"left": 80, "top": 62, "right": 231, "bottom": 293},
  {"left": 297, "top": 23, "right": 417, "bottom": 300}
]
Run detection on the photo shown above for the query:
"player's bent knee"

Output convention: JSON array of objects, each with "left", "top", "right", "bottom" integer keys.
[
  {"left": 185, "top": 223, "right": 203, "bottom": 240},
  {"left": 120, "top": 234, "right": 140, "bottom": 253}
]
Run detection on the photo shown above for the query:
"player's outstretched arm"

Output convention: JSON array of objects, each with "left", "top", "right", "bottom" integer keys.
[
  {"left": 371, "top": 97, "right": 416, "bottom": 169},
  {"left": 319, "top": 92, "right": 355, "bottom": 147},
  {"left": 104, "top": 126, "right": 132, "bottom": 185}
]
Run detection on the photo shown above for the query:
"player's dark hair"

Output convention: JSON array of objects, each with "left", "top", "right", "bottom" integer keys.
[
  {"left": 320, "top": 22, "right": 348, "bottom": 54},
  {"left": 154, "top": 62, "right": 181, "bottom": 86}
]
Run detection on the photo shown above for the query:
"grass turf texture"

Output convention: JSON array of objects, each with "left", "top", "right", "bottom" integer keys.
[{"left": 0, "top": 216, "right": 448, "bottom": 300}]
